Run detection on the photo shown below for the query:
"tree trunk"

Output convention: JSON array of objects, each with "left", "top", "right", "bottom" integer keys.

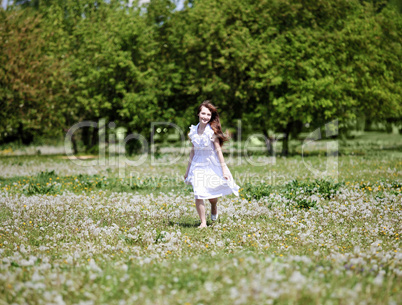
[
  {"left": 91, "top": 126, "right": 98, "bottom": 148},
  {"left": 282, "top": 123, "right": 292, "bottom": 157},
  {"left": 82, "top": 127, "right": 90, "bottom": 152},
  {"left": 71, "top": 133, "right": 78, "bottom": 155},
  {"left": 263, "top": 130, "right": 274, "bottom": 156},
  {"left": 282, "top": 132, "right": 289, "bottom": 157}
]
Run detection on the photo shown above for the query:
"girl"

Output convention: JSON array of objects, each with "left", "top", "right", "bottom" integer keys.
[{"left": 184, "top": 101, "right": 240, "bottom": 228}]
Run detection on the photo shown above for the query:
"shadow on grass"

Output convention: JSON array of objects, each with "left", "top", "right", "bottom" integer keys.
[
  {"left": 166, "top": 216, "right": 221, "bottom": 228},
  {"left": 167, "top": 219, "right": 200, "bottom": 228}
]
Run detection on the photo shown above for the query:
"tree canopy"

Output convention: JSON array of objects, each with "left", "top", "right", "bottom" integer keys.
[{"left": 1, "top": 0, "right": 401, "bottom": 153}]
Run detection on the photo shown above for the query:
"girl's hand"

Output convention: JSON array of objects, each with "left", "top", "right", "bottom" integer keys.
[
  {"left": 222, "top": 169, "right": 230, "bottom": 180},
  {"left": 184, "top": 173, "right": 188, "bottom": 180}
]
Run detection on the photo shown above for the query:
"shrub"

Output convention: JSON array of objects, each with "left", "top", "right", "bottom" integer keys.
[
  {"left": 241, "top": 182, "right": 275, "bottom": 200},
  {"left": 284, "top": 179, "right": 344, "bottom": 209},
  {"left": 23, "top": 170, "right": 60, "bottom": 195}
]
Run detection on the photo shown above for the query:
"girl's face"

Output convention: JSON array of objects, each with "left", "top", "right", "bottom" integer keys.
[{"left": 198, "top": 106, "right": 212, "bottom": 125}]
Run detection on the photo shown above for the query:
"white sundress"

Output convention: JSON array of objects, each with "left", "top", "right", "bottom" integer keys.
[{"left": 185, "top": 123, "right": 240, "bottom": 199}]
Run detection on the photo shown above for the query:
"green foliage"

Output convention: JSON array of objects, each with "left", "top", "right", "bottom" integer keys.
[
  {"left": 0, "top": 171, "right": 191, "bottom": 196},
  {"left": 283, "top": 179, "right": 344, "bottom": 209},
  {"left": 391, "top": 181, "right": 402, "bottom": 188},
  {"left": 240, "top": 178, "right": 344, "bottom": 209},
  {"left": 22, "top": 170, "right": 61, "bottom": 195},
  {"left": 284, "top": 179, "right": 344, "bottom": 200},
  {"left": 1, "top": 0, "right": 401, "bottom": 149},
  {"left": 0, "top": 9, "right": 69, "bottom": 144},
  {"left": 242, "top": 182, "right": 275, "bottom": 201}
]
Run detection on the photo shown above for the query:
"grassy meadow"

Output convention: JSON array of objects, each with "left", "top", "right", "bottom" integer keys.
[{"left": 0, "top": 133, "right": 401, "bottom": 304}]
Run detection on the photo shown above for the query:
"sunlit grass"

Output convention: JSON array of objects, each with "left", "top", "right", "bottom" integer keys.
[{"left": 0, "top": 151, "right": 401, "bottom": 304}]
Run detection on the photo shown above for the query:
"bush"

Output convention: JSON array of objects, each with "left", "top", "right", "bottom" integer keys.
[
  {"left": 285, "top": 179, "right": 344, "bottom": 200},
  {"left": 23, "top": 170, "right": 61, "bottom": 195},
  {"left": 283, "top": 179, "right": 344, "bottom": 209},
  {"left": 241, "top": 183, "right": 275, "bottom": 200}
]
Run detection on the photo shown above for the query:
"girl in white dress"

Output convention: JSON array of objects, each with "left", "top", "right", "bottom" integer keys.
[{"left": 184, "top": 101, "right": 239, "bottom": 228}]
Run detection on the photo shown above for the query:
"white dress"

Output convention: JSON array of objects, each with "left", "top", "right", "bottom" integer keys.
[{"left": 185, "top": 123, "right": 240, "bottom": 199}]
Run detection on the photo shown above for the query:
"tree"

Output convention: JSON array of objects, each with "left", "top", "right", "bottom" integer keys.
[
  {"left": 167, "top": 0, "right": 402, "bottom": 154},
  {"left": 2, "top": 0, "right": 401, "bottom": 154},
  {"left": 0, "top": 7, "right": 70, "bottom": 144},
  {"left": 37, "top": 0, "right": 162, "bottom": 152}
]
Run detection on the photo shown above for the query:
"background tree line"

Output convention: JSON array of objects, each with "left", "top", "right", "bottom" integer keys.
[{"left": 1, "top": 0, "right": 401, "bottom": 154}]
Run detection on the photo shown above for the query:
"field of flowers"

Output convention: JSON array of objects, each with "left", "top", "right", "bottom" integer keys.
[{"left": 0, "top": 153, "right": 401, "bottom": 304}]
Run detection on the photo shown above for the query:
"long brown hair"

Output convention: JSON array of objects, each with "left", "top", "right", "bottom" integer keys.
[{"left": 197, "top": 100, "right": 229, "bottom": 146}]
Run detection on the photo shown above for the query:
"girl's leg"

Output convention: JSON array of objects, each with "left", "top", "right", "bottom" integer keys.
[
  {"left": 209, "top": 198, "right": 218, "bottom": 216},
  {"left": 195, "top": 199, "right": 207, "bottom": 228}
]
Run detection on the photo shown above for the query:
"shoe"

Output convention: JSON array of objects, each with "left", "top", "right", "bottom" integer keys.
[{"left": 211, "top": 213, "right": 218, "bottom": 221}]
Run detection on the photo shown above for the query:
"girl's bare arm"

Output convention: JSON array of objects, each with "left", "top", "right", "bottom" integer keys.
[{"left": 214, "top": 137, "right": 230, "bottom": 179}]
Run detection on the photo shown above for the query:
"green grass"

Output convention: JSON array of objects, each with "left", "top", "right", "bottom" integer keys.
[{"left": 0, "top": 134, "right": 401, "bottom": 304}]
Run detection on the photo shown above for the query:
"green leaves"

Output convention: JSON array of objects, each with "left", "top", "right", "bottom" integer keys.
[
  {"left": 1, "top": 0, "right": 401, "bottom": 148},
  {"left": 0, "top": 8, "right": 69, "bottom": 143}
]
